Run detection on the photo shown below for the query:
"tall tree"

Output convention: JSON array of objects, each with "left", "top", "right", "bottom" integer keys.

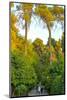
[
  {"left": 21, "top": 3, "right": 33, "bottom": 55},
  {"left": 35, "top": 5, "right": 55, "bottom": 63},
  {"left": 35, "top": 5, "right": 64, "bottom": 63}
]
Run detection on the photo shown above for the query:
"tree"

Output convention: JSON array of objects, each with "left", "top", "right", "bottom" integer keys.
[
  {"left": 11, "top": 3, "right": 33, "bottom": 55},
  {"left": 10, "top": 3, "right": 65, "bottom": 96},
  {"left": 41, "top": 52, "right": 64, "bottom": 94},
  {"left": 51, "top": 6, "right": 64, "bottom": 21},
  {"left": 33, "top": 38, "right": 45, "bottom": 57},
  {"left": 21, "top": 3, "right": 33, "bottom": 55},
  {"left": 11, "top": 51, "right": 38, "bottom": 97},
  {"left": 35, "top": 5, "right": 64, "bottom": 63},
  {"left": 47, "top": 38, "right": 56, "bottom": 47},
  {"left": 55, "top": 39, "right": 62, "bottom": 54},
  {"left": 35, "top": 5, "right": 55, "bottom": 63}
]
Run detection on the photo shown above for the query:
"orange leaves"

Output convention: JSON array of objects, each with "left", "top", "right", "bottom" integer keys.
[
  {"left": 47, "top": 46, "right": 55, "bottom": 53},
  {"left": 50, "top": 53, "right": 57, "bottom": 62},
  {"left": 47, "top": 46, "right": 57, "bottom": 62}
]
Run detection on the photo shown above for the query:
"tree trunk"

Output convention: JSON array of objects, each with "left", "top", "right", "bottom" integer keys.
[
  {"left": 25, "top": 20, "right": 27, "bottom": 55},
  {"left": 47, "top": 23, "right": 52, "bottom": 64},
  {"left": 12, "top": 88, "right": 15, "bottom": 97},
  {"left": 48, "top": 25, "right": 51, "bottom": 49}
]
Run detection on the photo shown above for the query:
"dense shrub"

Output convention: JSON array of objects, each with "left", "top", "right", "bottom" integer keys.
[
  {"left": 11, "top": 36, "right": 64, "bottom": 96},
  {"left": 11, "top": 51, "right": 38, "bottom": 97},
  {"left": 41, "top": 52, "right": 64, "bottom": 95}
]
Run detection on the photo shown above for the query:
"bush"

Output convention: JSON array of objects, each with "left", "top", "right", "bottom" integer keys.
[
  {"left": 11, "top": 51, "right": 38, "bottom": 97},
  {"left": 41, "top": 52, "right": 64, "bottom": 95}
]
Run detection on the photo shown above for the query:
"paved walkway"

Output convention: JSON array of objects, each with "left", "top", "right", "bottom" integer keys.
[{"left": 28, "top": 86, "right": 48, "bottom": 96}]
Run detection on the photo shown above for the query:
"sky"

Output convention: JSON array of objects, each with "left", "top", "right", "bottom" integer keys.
[{"left": 11, "top": 3, "right": 64, "bottom": 44}]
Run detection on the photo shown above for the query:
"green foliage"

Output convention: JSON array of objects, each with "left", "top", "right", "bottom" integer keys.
[
  {"left": 10, "top": 4, "right": 65, "bottom": 97},
  {"left": 15, "top": 84, "right": 28, "bottom": 96},
  {"left": 33, "top": 38, "right": 45, "bottom": 57},
  {"left": 11, "top": 50, "right": 38, "bottom": 96},
  {"left": 33, "top": 38, "right": 50, "bottom": 83},
  {"left": 41, "top": 51, "right": 64, "bottom": 94},
  {"left": 50, "top": 75, "right": 64, "bottom": 94},
  {"left": 47, "top": 38, "right": 56, "bottom": 47},
  {"left": 11, "top": 37, "right": 64, "bottom": 96}
]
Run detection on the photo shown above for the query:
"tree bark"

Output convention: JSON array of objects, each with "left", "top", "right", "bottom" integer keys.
[
  {"left": 12, "top": 88, "right": 15, "bottom": 97},
  {"left": 25, "top": 20, "right": 27, "bottom": 55},
  {"left": 47, "top": 23, "right": 52, "bottom": 64},
  {"left": 48, "top": 25, "right": 51, "bottom": 49}
]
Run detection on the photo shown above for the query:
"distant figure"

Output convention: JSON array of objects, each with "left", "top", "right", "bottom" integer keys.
[
  {"left": 38, "top": 86, "right": 41, "bottom": 94},
  {"left": 41, "top": 87, "right": 43, "bottom": 93}
]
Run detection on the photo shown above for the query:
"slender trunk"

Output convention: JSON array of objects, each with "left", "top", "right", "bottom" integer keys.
[
  {"left": 48, "top": 25, "right": 51, "bottom": 49},
  {"left": 25, "top": 20, "right": 27, "bottom": 55},
  {"left": 12, "top": 88, "right": 15, "bottom": 97},
  {"left": 47, "top": 23, "right": 52, "bottom": 64}
]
